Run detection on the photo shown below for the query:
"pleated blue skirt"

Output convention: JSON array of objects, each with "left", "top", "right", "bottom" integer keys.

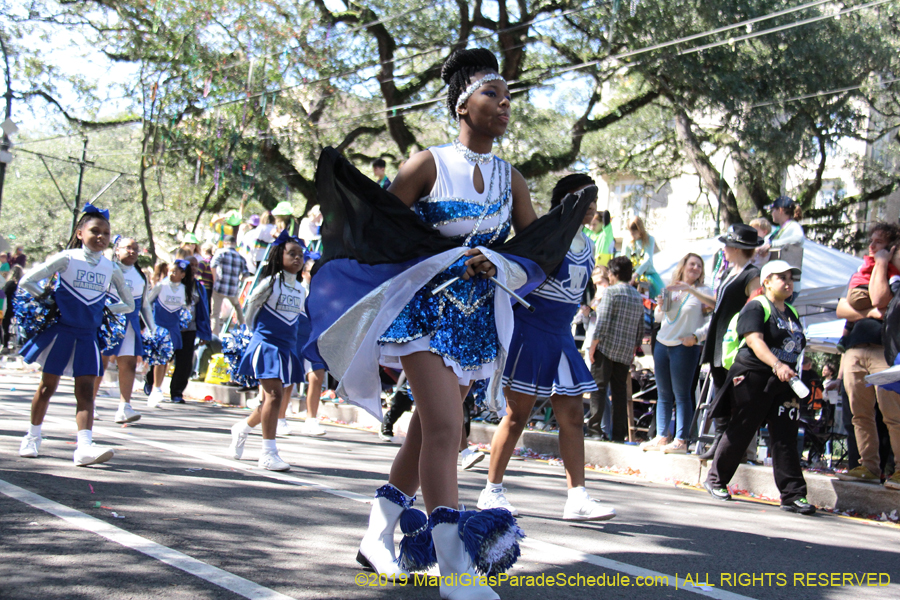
[
  {"left": 238, "top": 336, "right": 303, "bottom": 385},
  {"left": 22, "top": 323, "right": 103, "bottom": 378},
  {"left": 501, "top": 320, "right": 597, "bottom": 397}
]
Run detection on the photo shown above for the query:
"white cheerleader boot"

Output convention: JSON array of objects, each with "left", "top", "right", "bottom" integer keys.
[
  {"left": 431, "top": 514, "right": 499, "bottom": 599},
  {"left": 357, "top": 484, "right": 412, "bottom": 577}
]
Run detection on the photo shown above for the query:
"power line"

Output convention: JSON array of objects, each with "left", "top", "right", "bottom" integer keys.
[
  {"left": 20, "top": 1, "right": 889, "bottom": 159},
  {"left": 16, "top": 148, "right": 137, "bottom": 177},
  {"left": 750, "top": 77, "right": 900, "bottom": 109},
  {"left": 305, "top": 0, "right": 891, "bottom": 130}
]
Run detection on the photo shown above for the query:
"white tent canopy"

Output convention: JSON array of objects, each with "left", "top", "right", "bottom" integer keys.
[{"left": 654, "top": 237, "right": 862, "bottom": 325}]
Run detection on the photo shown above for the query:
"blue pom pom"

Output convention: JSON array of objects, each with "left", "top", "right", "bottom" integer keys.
[
  {"left": 221, "top": 324, "right": 257, "bottom": 387},
  {"left": 13, "top": 287, "right": 59, "bottom": 342},
  {"left": 179, "top": 307, "right": 192, "bottom": 330},
  {"left": 398, "top": 508, "right": 436, "bottom": 572},
  {"left": 141, "top": 327, "right": 175, "bottom": 366},
  {"left": 98, "top": 299, "right": 127, "bottom": 354},
  {"left": 457, "top": 508, "right": 525, "bottom": 576}
]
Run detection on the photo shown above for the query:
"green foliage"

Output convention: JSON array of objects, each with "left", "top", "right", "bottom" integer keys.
[{"left": 2, "top": 0, "right": 898, "bottom": 261}]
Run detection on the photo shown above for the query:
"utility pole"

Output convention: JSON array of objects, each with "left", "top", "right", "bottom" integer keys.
[
  {"left": 0, "top": 31, "right": 15, "bottom": 219},
  {"left": 69, "top": 137, "right": 94, "bottom": 236}
]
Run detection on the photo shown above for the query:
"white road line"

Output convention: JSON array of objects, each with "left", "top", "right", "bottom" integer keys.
[
  {"left": 0, "top": 478, "right": 297, "bottom": 600},
  {"left": 0, "top": 402, "right": 754, "bottom": 599},
  {"left": 521, "top": 539, "right": 753, "bottom": 600}
]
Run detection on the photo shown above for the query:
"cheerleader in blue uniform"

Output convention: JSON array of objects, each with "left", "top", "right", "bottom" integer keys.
[
  {"left": 348, "top": 49, "right": 539, "bottom": 599},
  {"left": 146, "top": 259, "right": 190, "bottom": 407},
  {"left": 93, "top": 237, "right": 155, "bottom": 423},
  {"left": 227, "top": 232, "right": 306, "bottom": 471},
  {"left": 478, "top": 174, "right": 616, "bottom": 522},
  {"left": 18, "top": 204, "right": 134, "bottom": 466}
]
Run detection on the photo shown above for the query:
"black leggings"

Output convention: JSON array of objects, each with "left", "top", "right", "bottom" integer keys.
[
  {"left": 170, "top": 331, "right": 197, "bottom": 398},
  {"left": 708, "top": 368, "right": 808, "bottom": 503}
]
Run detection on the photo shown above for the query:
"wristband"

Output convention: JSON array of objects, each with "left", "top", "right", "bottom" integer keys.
[{"left": 772, "top": 361, "right": 781, "bottom": 374}]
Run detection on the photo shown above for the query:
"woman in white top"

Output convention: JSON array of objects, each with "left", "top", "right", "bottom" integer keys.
[{"left": 642, "top": 253, "right": 713, "bottom": 453}]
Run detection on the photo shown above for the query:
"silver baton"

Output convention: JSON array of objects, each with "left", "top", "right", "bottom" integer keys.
[{"left": 428, "top": 274, "right": 534, "bottom": 312}]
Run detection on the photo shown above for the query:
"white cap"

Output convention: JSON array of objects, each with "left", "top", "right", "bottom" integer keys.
[{"left": 760, "top": 259, "right": 801, "bottom": 281}]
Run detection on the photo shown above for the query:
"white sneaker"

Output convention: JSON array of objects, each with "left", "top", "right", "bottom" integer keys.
[
  {"left": 19, "top": 434, "right": 41, "bottom": 458},
  {"left": 460, "top": 449, "right": 486, "bottom": 470},
  {"left": 229, "top": 422, "right": 250, "bottom": 460},
  {"left": 147, "top": 389, "right": 164, "bottom": 408},
  {"left": 114, "top": 405, "right": 142, "bottom": 424},
  {"left": 276, "top": 418, "right": 292, "bottom": 436},
  {"left": 73, "top": 444, "right": 115, "bottom": 467},
  {"left": 302, "top": 417, "right": 326, "bottom": 436},
  {"left": 563, "top": 491, "right": 616, "bottom": 521},
  {"left": 477, "top": 486, "right": 518, "bottom": 516},
  {"left": 258, "top": 451, "right": 290, "bottom": 471}
]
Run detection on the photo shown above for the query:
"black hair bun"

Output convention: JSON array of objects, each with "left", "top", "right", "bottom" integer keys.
[{"left": 441, "top": 48, "right": 500, "bottom": 84}]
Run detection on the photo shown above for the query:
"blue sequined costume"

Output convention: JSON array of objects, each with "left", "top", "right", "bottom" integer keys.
[{"left": 377, "top": 143, "right": 512, "bottom": 384}]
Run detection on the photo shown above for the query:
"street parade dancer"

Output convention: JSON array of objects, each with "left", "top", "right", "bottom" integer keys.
[
  {"left": 305, "top": 48, "right": 596, "bottom": 599},
  {"left": 18, "top": 204, "right": 134, "bottom": 466},
  {"left": 227, "top": 231, "right": 306, "bottom": 471},
  {"left": 93, "top": 237, "right": 155, "bottom": 423},
  {"left": 146, "top": 259, "right": 192, "bottom": 407},
  {"left": 479, "top": 174, "right": 616, "bottom": 522}
]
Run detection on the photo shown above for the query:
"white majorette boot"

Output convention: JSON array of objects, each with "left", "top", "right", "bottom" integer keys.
[
  {"left": 358, "top": 484, "right": 418, "bottom": 577},
  {"left": 430, "top": 506, "right": 525, "bottom": 600}
]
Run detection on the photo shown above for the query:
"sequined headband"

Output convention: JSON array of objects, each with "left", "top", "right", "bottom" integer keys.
[{"left": 454, "top": 73, "right": 507, "bottom": 116}]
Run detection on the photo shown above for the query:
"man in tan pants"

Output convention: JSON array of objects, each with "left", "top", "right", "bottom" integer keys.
[{"left": 835, "top": 223, "right": 900, "bottom": 490}]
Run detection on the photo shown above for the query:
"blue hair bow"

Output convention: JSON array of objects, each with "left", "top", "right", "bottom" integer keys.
[
  {"left": 273, "top": 229, "right": 306, "bottom": 249},
  {"left": 174, "top": 259, "right": 191, "bottom": 270},
  {"left": 304, "top": 249, "right": 321, "bottom": 262},
  {"left": 82, "top": 202, "right": 110, "bottom": 220}
]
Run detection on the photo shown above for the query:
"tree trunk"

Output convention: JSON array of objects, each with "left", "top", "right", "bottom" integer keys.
[
  {"left": 138, "top": 123, "right": 157, "bottom": 263},
  {"left": 673, "top": 108, "right": 742, "bottom": 226}
]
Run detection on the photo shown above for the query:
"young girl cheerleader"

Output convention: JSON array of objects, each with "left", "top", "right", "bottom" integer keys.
[
  {"left": 169, "top": 251, "right": 212, "bottom": 403},
  {"left": 18, "top": 204, "right": 134, "bottom": 466},
  {"left": 479, "top": 174, "right": 616, "bottom": 522},
  {"left": 227, "top": 232, "right": 306, "bottom": 471},
  {"left": 146, "top": 259, "right": 192, "bottom": 407},
  {"left": 93, "top": 237, "right": 155, "bottom": 423},
  {"left": 272, "top": 257, "right": 326, "bottom": 438},
  {"left": 307, "top": 49, "right": 594, "bottom": 599}
]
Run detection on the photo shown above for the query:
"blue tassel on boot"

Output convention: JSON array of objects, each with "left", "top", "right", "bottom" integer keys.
[
  {"left": 398, "top": 507, "right": 436, "bottom": 571},
  {"left": 458, "top": 508, "right": 525, "bottom": 576}
]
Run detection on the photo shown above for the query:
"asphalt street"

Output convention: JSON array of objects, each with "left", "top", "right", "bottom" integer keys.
[{"left": 0, "top": 366, "right": 897, "bottom": 600}]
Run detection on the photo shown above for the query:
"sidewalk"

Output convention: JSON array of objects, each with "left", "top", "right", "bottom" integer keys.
[{"left": 312, "top": 401, "right": 900, "bottom": 518}]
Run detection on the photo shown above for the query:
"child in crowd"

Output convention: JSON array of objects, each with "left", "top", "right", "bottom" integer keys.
[
  {"left": 18, "top": 204, "right": 134, "bottom": 466},
  {"left": 837, "top": 223, "right": 900, "bottom": 352},
  {"left": 749, "top": 217, "right": 772, "bottom": 268}
]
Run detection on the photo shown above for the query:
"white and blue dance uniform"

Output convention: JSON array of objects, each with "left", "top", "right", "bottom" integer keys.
[
  {"left": 313, "top": 144, "right": 527, "bottom": 420},
  {"left": 378, "top": 144, "right": 515, "bottom": 381},
  {"left": 238, "top": 274, "right": 305, "bottom": 385},
  {"left": 106, "top": 264, "right": 154, "bottom": 358},
  {"left": 502, "top": 232, "right": 599, "bottom": 397},
  {"left": 148, "top": 277, "right": 186, "bottom": 351},
  {"left": 20, "top": 249, "right": 134, "bottom": 377}
]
